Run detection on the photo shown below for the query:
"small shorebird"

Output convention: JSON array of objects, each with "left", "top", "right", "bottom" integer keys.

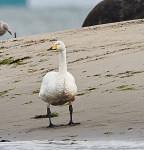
[
  {"left": 39, "top": 41, "right": 80, "bottom": 127},
  {"left": 0, "top": 21, "right": 12, "bottom": 36}
]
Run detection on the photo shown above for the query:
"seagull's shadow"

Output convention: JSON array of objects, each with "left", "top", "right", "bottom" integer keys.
[
  {"left": 26, "top": 123, "right": 80, "bottom": 133},
  {"left": 47, "top": 123, "right": 81, "bottom": 129}
]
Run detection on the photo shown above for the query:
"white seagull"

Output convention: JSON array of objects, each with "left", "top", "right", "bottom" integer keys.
[
  {"left": 0, "top": 21, "right": 12, "bottom": 36},
  {"left": 39, "top": 41, "right": 80, "bottom": 127}
]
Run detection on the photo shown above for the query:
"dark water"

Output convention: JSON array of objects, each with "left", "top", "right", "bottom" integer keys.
[
  {"left": 1, "top": 141, "right": 144, "bottom": 149},
  {"left": 0, "top": 0, "right": 102, "bottom": 41},
  {"left": 0, "top": 0, "right": 26, "bottom": 6}
]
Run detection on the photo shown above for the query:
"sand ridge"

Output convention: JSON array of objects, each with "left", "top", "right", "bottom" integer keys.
[{"left": 0, "top": 19, "right": 144, "bottom": 141}]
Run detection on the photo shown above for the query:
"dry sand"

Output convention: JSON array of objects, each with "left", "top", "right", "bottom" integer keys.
[{"left": 0, "top": 19, "right": 144, "bottom": 142}]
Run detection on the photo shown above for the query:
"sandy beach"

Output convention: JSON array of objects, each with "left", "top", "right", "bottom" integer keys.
[{"left": 0, "top": 19, "right": 144, "bottom": 142}]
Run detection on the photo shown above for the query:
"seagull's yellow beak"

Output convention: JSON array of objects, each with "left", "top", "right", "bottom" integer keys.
[
  {"left": 52, "top": 45, "right": 57, "bottom": 50},
  {"left": 47, "top": 44, "right": 57, "bottom": 51}
]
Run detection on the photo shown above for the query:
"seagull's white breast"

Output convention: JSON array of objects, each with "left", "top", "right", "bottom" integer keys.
[{"left": 39, "top": 71, "right": 77, "bottom": 105}]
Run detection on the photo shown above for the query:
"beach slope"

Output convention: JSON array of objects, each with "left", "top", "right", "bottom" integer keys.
[{"left": 0, "top": 19, "right": 144, "bottom": 141}]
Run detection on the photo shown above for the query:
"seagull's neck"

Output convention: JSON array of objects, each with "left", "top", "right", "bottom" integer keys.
[{"left": 59, "top": 49, "right": 67, "bottom": 75}]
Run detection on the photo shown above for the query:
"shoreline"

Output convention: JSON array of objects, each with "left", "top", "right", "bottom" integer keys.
[{"left": 0, "top": 19, "right": 144, "bottom": 142}]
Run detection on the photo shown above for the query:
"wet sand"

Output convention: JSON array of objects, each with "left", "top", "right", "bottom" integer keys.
[{"left": 0, "top": 19, "right": 144, "bottom": 142}]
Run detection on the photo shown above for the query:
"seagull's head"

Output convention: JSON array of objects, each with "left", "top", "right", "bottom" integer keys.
[
  {"left": 1, "top": 22, "right": 12, "bottom": 35},
  {"left": 48, "top": 41, "right": 65, "bottom": 52}
]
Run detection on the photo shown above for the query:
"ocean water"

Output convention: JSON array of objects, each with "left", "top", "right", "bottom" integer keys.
[
  {"left": 0, "top": 0, "right": 102, "bottom": 41},
  {"left": 1, "top": 140, "right": 144, "bottom": 149}
]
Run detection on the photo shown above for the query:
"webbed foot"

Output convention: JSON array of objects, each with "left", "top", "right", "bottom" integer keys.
[
  {"left": 47, "top": 123, "right": 57, "bottom": 128},
  {"left": 68, "top": 121, "right": 80, "bottom": 126}
]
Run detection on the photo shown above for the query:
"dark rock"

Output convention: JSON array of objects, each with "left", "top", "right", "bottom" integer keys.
[
  {"left": 0, "top": 140, "right": 10, "bottom": 142},
  {"left": 128, "top": 128, "right": 133, "bottom": 130},
  {"left": 82, "top": 0, "right": 144, "bottom": 27}
]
